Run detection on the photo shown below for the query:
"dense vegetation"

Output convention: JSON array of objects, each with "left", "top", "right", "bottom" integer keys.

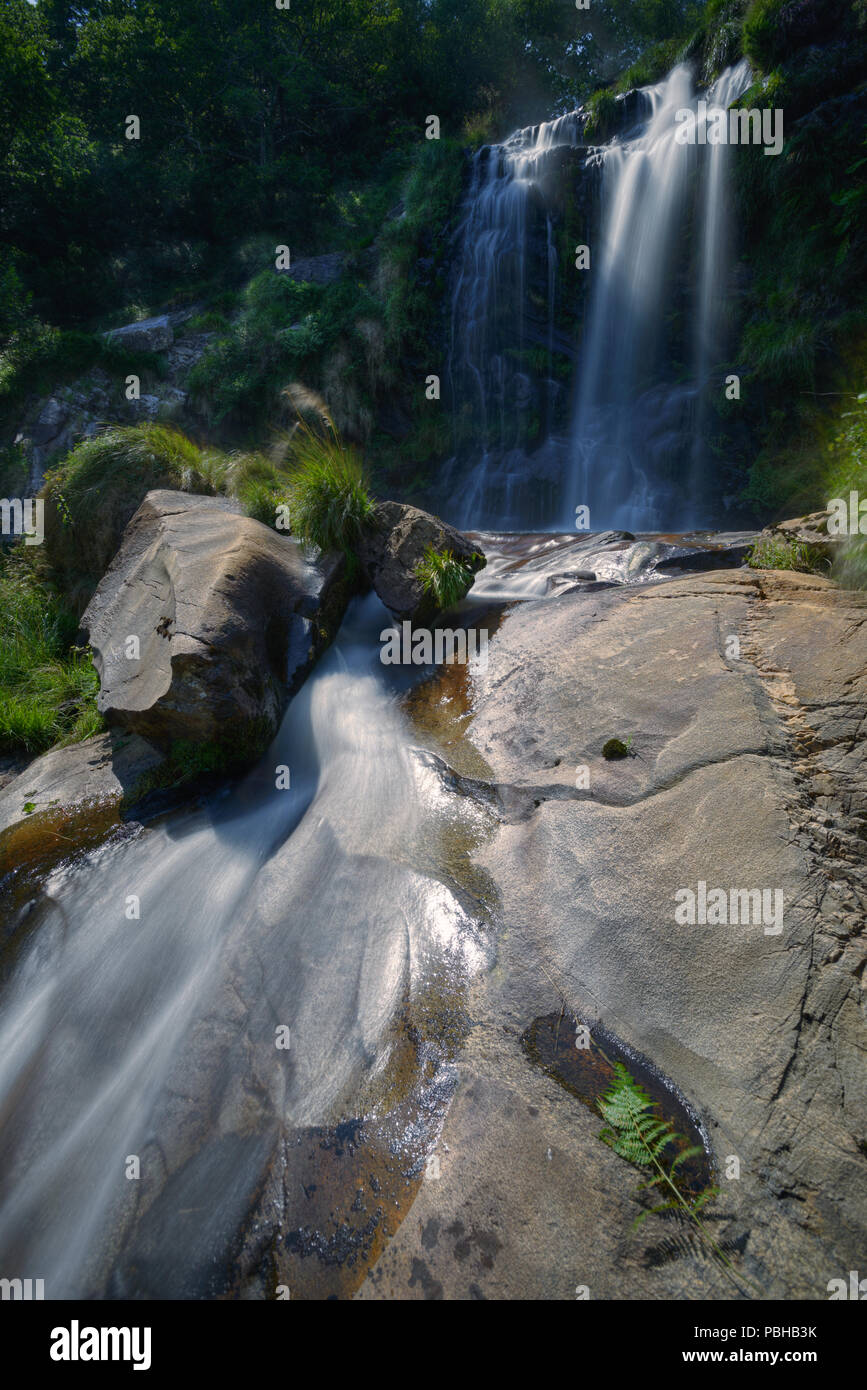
[
  {"left": 0, "top": 0, "right": 698, "bottom": 331},
  {"left": 0, "top": 548, "right": 100, "bottom": 754}
]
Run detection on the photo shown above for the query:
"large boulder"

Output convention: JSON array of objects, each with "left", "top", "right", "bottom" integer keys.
[
  {"left": 81, "top": 491, "right": 349, "bottom": 758},
  {"left": 276, "top": 252, "right": 344, "bottom": 285},
  {"left": 358, "top": 500, "right": 486, "bottom": 623},
  {"left": 755, "top": 509, "right": 847, "bottom": 569}
]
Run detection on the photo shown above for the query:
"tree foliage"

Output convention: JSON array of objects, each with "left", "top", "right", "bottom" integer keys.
[{"left": 0, "top": 0, "right": 700, "bottom": 333}]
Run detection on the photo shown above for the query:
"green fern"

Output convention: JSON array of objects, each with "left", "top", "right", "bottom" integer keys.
[{"left": 598, "top": 1062, "right": 756, "bottom": 1294}]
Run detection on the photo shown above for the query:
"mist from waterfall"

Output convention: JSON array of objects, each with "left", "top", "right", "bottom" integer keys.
[{"left": 444, "top": 60, "right": 752, "bottom": 532}]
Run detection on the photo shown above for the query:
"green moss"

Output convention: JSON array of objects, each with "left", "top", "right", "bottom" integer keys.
[
  {"left": 584, "top": 89, "right": 618, "bottom": 141},
  {"left": 602, "top": 737, "right": 631, "bottom": 760}
]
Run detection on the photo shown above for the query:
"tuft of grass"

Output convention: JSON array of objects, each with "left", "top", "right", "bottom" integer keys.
[
  {"left": 285, "top": 419, "right": 374, "bottom": 558},
  {"left": 413, "top": 545, "right": 478, "bottom": 610},
  {"left": 746, "top": 536, "right": 828, "bottom": 573},
  {"left": 40, "top": 423, "right": 292, "bottom": 606},
  {"left": 0, "top": 549, "right": 101, "bottom": 756},
  {"left": 42, "top": 423, "right": 222, "bottom": 604}
]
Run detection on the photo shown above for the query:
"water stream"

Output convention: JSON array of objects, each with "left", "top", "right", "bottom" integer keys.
[{"left": 0, "top": 593, "right": 487, "bottom": 1296}]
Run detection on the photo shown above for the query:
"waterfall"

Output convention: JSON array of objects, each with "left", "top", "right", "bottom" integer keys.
[
  {"left": 445, "top": 61, "right": 752, "bottom": 532},
  {"left": 444, "top": 111, "right": 586, "bottom": 529},
  {"left": 688, "top": 59, "right": 753, "bottom": 522}
]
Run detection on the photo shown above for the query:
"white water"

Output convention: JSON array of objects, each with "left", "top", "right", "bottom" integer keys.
[
  {"left": 0, "top": 594, "right": 486, "bottom": 1297},
  {"left": 446, "top": 62, "right": 752, "bottom": 532},
  {"left": 0, "top": 58, "right": 759, "bottom": 1299},
  {"left": 444, "top": 110, "right": 586, "bottom": 528},
  {"left": 569, "top": 61, "right": 751, "bottom": 529}
]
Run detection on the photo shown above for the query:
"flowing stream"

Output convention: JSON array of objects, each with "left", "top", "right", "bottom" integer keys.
[{"left": 0, "top": 593, "right": 488, "bottom": 1296}]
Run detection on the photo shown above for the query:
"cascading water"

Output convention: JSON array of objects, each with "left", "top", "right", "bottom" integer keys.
[
  {"left": 444, "top": 61, "right": 752, "bottom": 532},
  {"left": 688, "top": 59, "right": 753, "bottom": 517},
  {"left": 444, "top": 110, "right": 585, "bottom": 529},
  {"left": 570, "top": 60, "right": 753, "bottom": 530},
  {"left": 0, "top": 593, "right": 487, "bottom": 1297}
]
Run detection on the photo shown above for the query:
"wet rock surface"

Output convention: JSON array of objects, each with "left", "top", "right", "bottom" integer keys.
[
  {"left": 360, "top": 567, "right": 867, "bottom": 1299},
  {"left": 468, "top": 528, "right": 759, "bottom": 601}
]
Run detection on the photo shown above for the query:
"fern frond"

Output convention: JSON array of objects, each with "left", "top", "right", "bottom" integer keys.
[
  {"left": 597, "top": 1062, "right": 758, "bottom": 1297},
  {"left": 670, "top": 1144, "right": 705, "bottom": 1176}
]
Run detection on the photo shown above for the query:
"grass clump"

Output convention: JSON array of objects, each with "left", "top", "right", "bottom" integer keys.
[
  {"left": 42, "top": 423, "right": 223, "bottom": 607},
  {"left": 414, "top": 545, "right": 478, "bottom": 610},
  {"left": 746, "top": 536, "right": 828, "bottom": 573},
  {"left": 284, "top": 407, "right": 374, "bottom": 560},
  {"left": 0, "top": 549, "right": 101, "bottom": 755}
]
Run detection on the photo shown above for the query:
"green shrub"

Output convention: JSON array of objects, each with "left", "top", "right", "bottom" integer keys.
[
  {"left": 0, "top": 549, "right": 101, "bottom": 755},
  {"left": 742, "top": 0, "right": 787, "bottom": 68},
  {"left": 413, "top": 545, "right": 478, "bottom": 610},
  {"left": 827, "top": 391, "right": 867, "bottom": 588},
  {"left": 0, "top": 441, "right": 28, "bottom": 496},
  {"left": 614, "top": 37, "right": 684, "bottom": 93},
  {"left": 186, "top": 271, "right": 325, "bottom": 425},
  {"left": 825, "top": 390, "right": 867, "bottom": 498}
]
